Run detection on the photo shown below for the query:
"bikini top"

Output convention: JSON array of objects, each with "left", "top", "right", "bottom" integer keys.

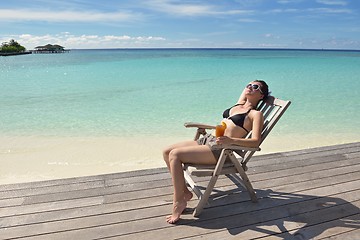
[{"left": 222, "top": 104, "right": 252, "bottom": 133}]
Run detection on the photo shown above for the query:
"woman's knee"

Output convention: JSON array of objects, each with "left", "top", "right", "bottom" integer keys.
[
  {"left": 162, "top": 146, "right": 173, "bottom": 159},
  {"left": 168, "top": 148, "right": 182, "bottom": 164},
  {"left": 163, "top": 141, "right": 197, "bottom": 158}
]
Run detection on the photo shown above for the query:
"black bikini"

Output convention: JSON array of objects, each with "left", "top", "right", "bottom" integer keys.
[
  {"left": 223, "top": 104, "right": 252, "bottom": 133},
  {"left": 197, "top": 103, "right": 252, "bottom": 159}
]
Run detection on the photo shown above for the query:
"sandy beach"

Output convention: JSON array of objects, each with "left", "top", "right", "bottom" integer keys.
[
  {"left": 1, "top": 133, "right": 358, "bottom": 185},
  {"left": 0, "top": 136, "right": 179, "bottom": 185}
]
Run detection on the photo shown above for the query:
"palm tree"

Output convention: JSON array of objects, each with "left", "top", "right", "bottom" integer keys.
[{"left": 0, "top": 39, "right": 26, "bottom": 53}]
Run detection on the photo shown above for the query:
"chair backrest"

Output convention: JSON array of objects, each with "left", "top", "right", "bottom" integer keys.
[{"left": 242, "top": 96, "right": 291, "bottom": 166}]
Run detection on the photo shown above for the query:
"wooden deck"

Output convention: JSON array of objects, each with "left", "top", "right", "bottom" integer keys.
[{"left": 0, "top": 142, "right": 359, "bottom": 240}]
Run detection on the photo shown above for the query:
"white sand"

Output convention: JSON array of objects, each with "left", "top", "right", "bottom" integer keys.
[
  {"left": 0, "top": 136, "right": 179, "bottom": 185},
  {"left": 0, "top": 134, "right": 358, "bottom": 185}
]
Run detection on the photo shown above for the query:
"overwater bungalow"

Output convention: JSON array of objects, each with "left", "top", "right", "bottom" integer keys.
[{"left": 32, "top": 44, "right": 70, "bottom": 54}]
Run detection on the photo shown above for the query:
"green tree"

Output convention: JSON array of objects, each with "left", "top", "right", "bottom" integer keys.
[{"left": 0, "top": 39, "right": 26, "bottom": 53}]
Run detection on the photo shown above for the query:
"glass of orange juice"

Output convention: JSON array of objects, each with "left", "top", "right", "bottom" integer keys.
[{"left": 215, "top": 122, "right": 227, "bottom": 137}]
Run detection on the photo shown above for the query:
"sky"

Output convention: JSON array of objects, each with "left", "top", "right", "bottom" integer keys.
[{"left": 0, "top": 0, "right": 359, "bottom": 50}]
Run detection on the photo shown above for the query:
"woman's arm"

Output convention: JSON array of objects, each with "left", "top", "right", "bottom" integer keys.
[
  {"left": 236, "top": 88, "right": 247, "bottom": 104},
  {"left": 216, "top": 111, "right": 264, "bottom": 148}
]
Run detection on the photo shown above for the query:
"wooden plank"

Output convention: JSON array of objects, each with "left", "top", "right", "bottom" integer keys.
[
  {"left": 97, "top": 197, "right": 360, "bottom": 240},
  {"left": 0, "top": 171, "right": 171, "bottom": 199},
  {"left": 1, "top": 177, "right": 359, "bottom": 240},
  {"left": 0, "top": 168, "right": 169, "bottom": 192},
  {"left": 0, "top": 144, "right": 357, "bottom": 204},
  {"left": 0, "top": 196, "right": 104, "bottom": 218},
  {"left": 0, "top": 143, "right": 358, "bottom": 240},
  {"left": 318, "top": 228, "right": 360, "bottom": 240},
  {"left": 263, "top": 214, "right": 360, "bottom": 240},
  {"left": 1, "top": 157, "right": 358, "bottom": 220},
  {"left": 1, "top": 171, "right": 359, "bottom": 232},
  {"left": 3, "top": 151, "right": 358, "bottom": 222},
  {"left": 190, "top": 152, "right": 360, "bottom": 188},
  {"left": 179, "top": 212, "right": 360, "bottom": 240},
  {"left": 1, "top": 150, "right": 358, "bottom": 210}
]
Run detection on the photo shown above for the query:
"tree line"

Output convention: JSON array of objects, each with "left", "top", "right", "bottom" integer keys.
[{"left": 0, "top": 39, "right": 26, "bottom": 53}]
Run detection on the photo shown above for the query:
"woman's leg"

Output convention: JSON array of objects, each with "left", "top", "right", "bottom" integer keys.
[
  {"left": 163, "top": 141, "right": 198, "bottom": 201},
  {"left": 162, "top": 140, "right": 197, "bottom": 171},
  {"left": 166, "top": 145, "right": 217, "bottom": 224}
]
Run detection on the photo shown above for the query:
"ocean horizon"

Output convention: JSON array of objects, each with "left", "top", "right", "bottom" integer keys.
[{"left": 65, "top": 47, "right": 360, "bottom": 51}]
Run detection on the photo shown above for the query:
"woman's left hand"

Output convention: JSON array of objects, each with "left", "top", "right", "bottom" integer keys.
[{"left": 216, "top": 136, "right": 233, "bottom": 145}]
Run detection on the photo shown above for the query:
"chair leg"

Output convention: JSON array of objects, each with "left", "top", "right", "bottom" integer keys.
[
  {"left": 193, "top": 149, "right": 229, "bottom": 217},
  {"left": 184, "top": 169, "right": 203, "bottom": 199},
  {"left": 228, "top": 152, "right": 258, "bottom": 202},
  {"left": 193, "top": 175, "right": 218, "bottom": 217}
]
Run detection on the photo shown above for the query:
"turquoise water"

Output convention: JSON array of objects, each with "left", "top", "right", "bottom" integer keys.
[{"left": 1, "top": 49, "right": 360, "bottom": 142}]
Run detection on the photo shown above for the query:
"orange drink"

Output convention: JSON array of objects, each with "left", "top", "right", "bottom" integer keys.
[{"left": 215, "top": 122, "right": 227, "bottom": 137}]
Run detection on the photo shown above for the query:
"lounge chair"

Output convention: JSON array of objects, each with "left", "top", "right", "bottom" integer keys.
[{"left": 183, "top": 96, "right": 291, "bottom": 216}]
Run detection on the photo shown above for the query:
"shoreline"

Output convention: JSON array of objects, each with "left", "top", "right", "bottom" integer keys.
[
  {"left": 1, "top": 135, "right": 359, "bottom": 185},
  {"left": 0, "top": 51, "right": 32, "bottom": 56}
]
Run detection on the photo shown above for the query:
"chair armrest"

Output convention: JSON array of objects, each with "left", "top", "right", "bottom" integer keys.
[
  {"left": 184, "top": 122, "right": 216, "bottom": 129},
  {"left": 211, "top": 144, "right": 261, "bottom": 152}
]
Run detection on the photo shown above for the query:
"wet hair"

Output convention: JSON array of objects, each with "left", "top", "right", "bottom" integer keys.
[{"left": 254, "top": 80, "right": 269, "bottom": 100}]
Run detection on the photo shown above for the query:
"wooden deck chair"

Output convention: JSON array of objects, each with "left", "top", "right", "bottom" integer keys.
[{"left": 183, "top": 96, "right": 291, "bottom": 216}]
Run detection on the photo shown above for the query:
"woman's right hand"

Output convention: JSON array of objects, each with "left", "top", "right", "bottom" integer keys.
[{"left": 216, "top": 136, "right": 233, "bottom": 145}]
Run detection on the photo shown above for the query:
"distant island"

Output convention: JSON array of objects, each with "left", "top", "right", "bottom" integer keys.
[
  {"left": 1, "top": 39, "right": 70, "bottom": 56},
  {"left": 0, "top": 39, "right": 30, "bottom": 56}
]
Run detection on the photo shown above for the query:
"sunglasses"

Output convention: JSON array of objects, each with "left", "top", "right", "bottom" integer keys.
[{"left": 246, "top": 83, "right": 263, "bottom": 94}]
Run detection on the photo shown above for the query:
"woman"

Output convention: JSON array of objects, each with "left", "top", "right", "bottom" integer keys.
[{"left": 162, "top": 80, "right": 269, "bottom": 224}]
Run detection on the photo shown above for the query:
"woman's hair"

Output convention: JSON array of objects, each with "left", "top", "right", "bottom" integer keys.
[{"left": 254, "top": 80, "right": 269, "bottom": 100}]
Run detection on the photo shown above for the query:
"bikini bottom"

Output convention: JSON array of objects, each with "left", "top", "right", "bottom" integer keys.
[{"left": 196, "top": 133, "right": 223, "bottom": 160}]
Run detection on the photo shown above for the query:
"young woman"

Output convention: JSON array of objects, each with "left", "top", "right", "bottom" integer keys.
[{"left": 162, "top": 80, "right": 269, "bottom": 224}]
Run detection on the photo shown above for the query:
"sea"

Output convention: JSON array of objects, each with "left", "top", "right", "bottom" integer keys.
[{"left": 0, "top": 48, "right": 360, "bottom": 183}]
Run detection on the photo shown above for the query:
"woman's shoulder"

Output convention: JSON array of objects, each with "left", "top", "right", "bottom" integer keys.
[{"left": 249, "top": 109, "right": 264, "bottom": 118}]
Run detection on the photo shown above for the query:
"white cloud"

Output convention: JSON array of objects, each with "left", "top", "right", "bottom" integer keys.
[
  {"left": 0, "top": 9, "right": 141, "bottom": 22},
  {"left": 1, "top": 33, "right": 166, "bottom": 49},
  {"left": 237, "top": 18, "right": 261, "bottom": 23},
  {"left": 277, "top": 0, "right": 304, "bottom": 4},
  {"left": 142, "top": 0, "right": 213, "bottom": 16},
  {"left": 278, "top": 0, "right": 349, "bottom": 6},
  {"left": 269, "top": 7, "right": 352, "bottom": 14},
  {"left": 103, "top": 35, "right": 132, "bottom": 41},
  {"left": 143, "top": 0, "right": 253, "bottom": 16},
  {"left": 295, "top": 37, "right": 360, "bottom": 49},
  {"left": 257, "top": 43, "right": 288, "bottom": 48},
  {"left": 316, "top": 0, "right": 348, "bottom": 6},
  {"left": 307, "top": 7, "right": 352, "bottom": 14},
  {"left": 16, "top": 34, "right": 61, "bottom": 46},
  {"left": 0, "top": 2, "right": 254, "bottom": 25},
  {"left": 269, "top": 8, "right": 300, "bottom": 13},
  {"left": 264, "top": 33, "right": 280, "bottom": 39}
]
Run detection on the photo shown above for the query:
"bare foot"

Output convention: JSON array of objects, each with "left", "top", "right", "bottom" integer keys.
[
  {"left": 166, "top": 200, "right": 187, "bottom": 224},
  {"left": 184, "top": 190, "right": 193, "bottom": 202}
]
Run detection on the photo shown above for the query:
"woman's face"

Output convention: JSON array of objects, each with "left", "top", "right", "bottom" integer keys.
[{"left": 245, "top": 82, "right": 264, "bottom": 98}]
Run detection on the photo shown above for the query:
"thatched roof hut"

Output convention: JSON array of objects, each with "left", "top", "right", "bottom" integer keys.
[{"left": 33, "top": 44, "right": 68, "bottom": 53}]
